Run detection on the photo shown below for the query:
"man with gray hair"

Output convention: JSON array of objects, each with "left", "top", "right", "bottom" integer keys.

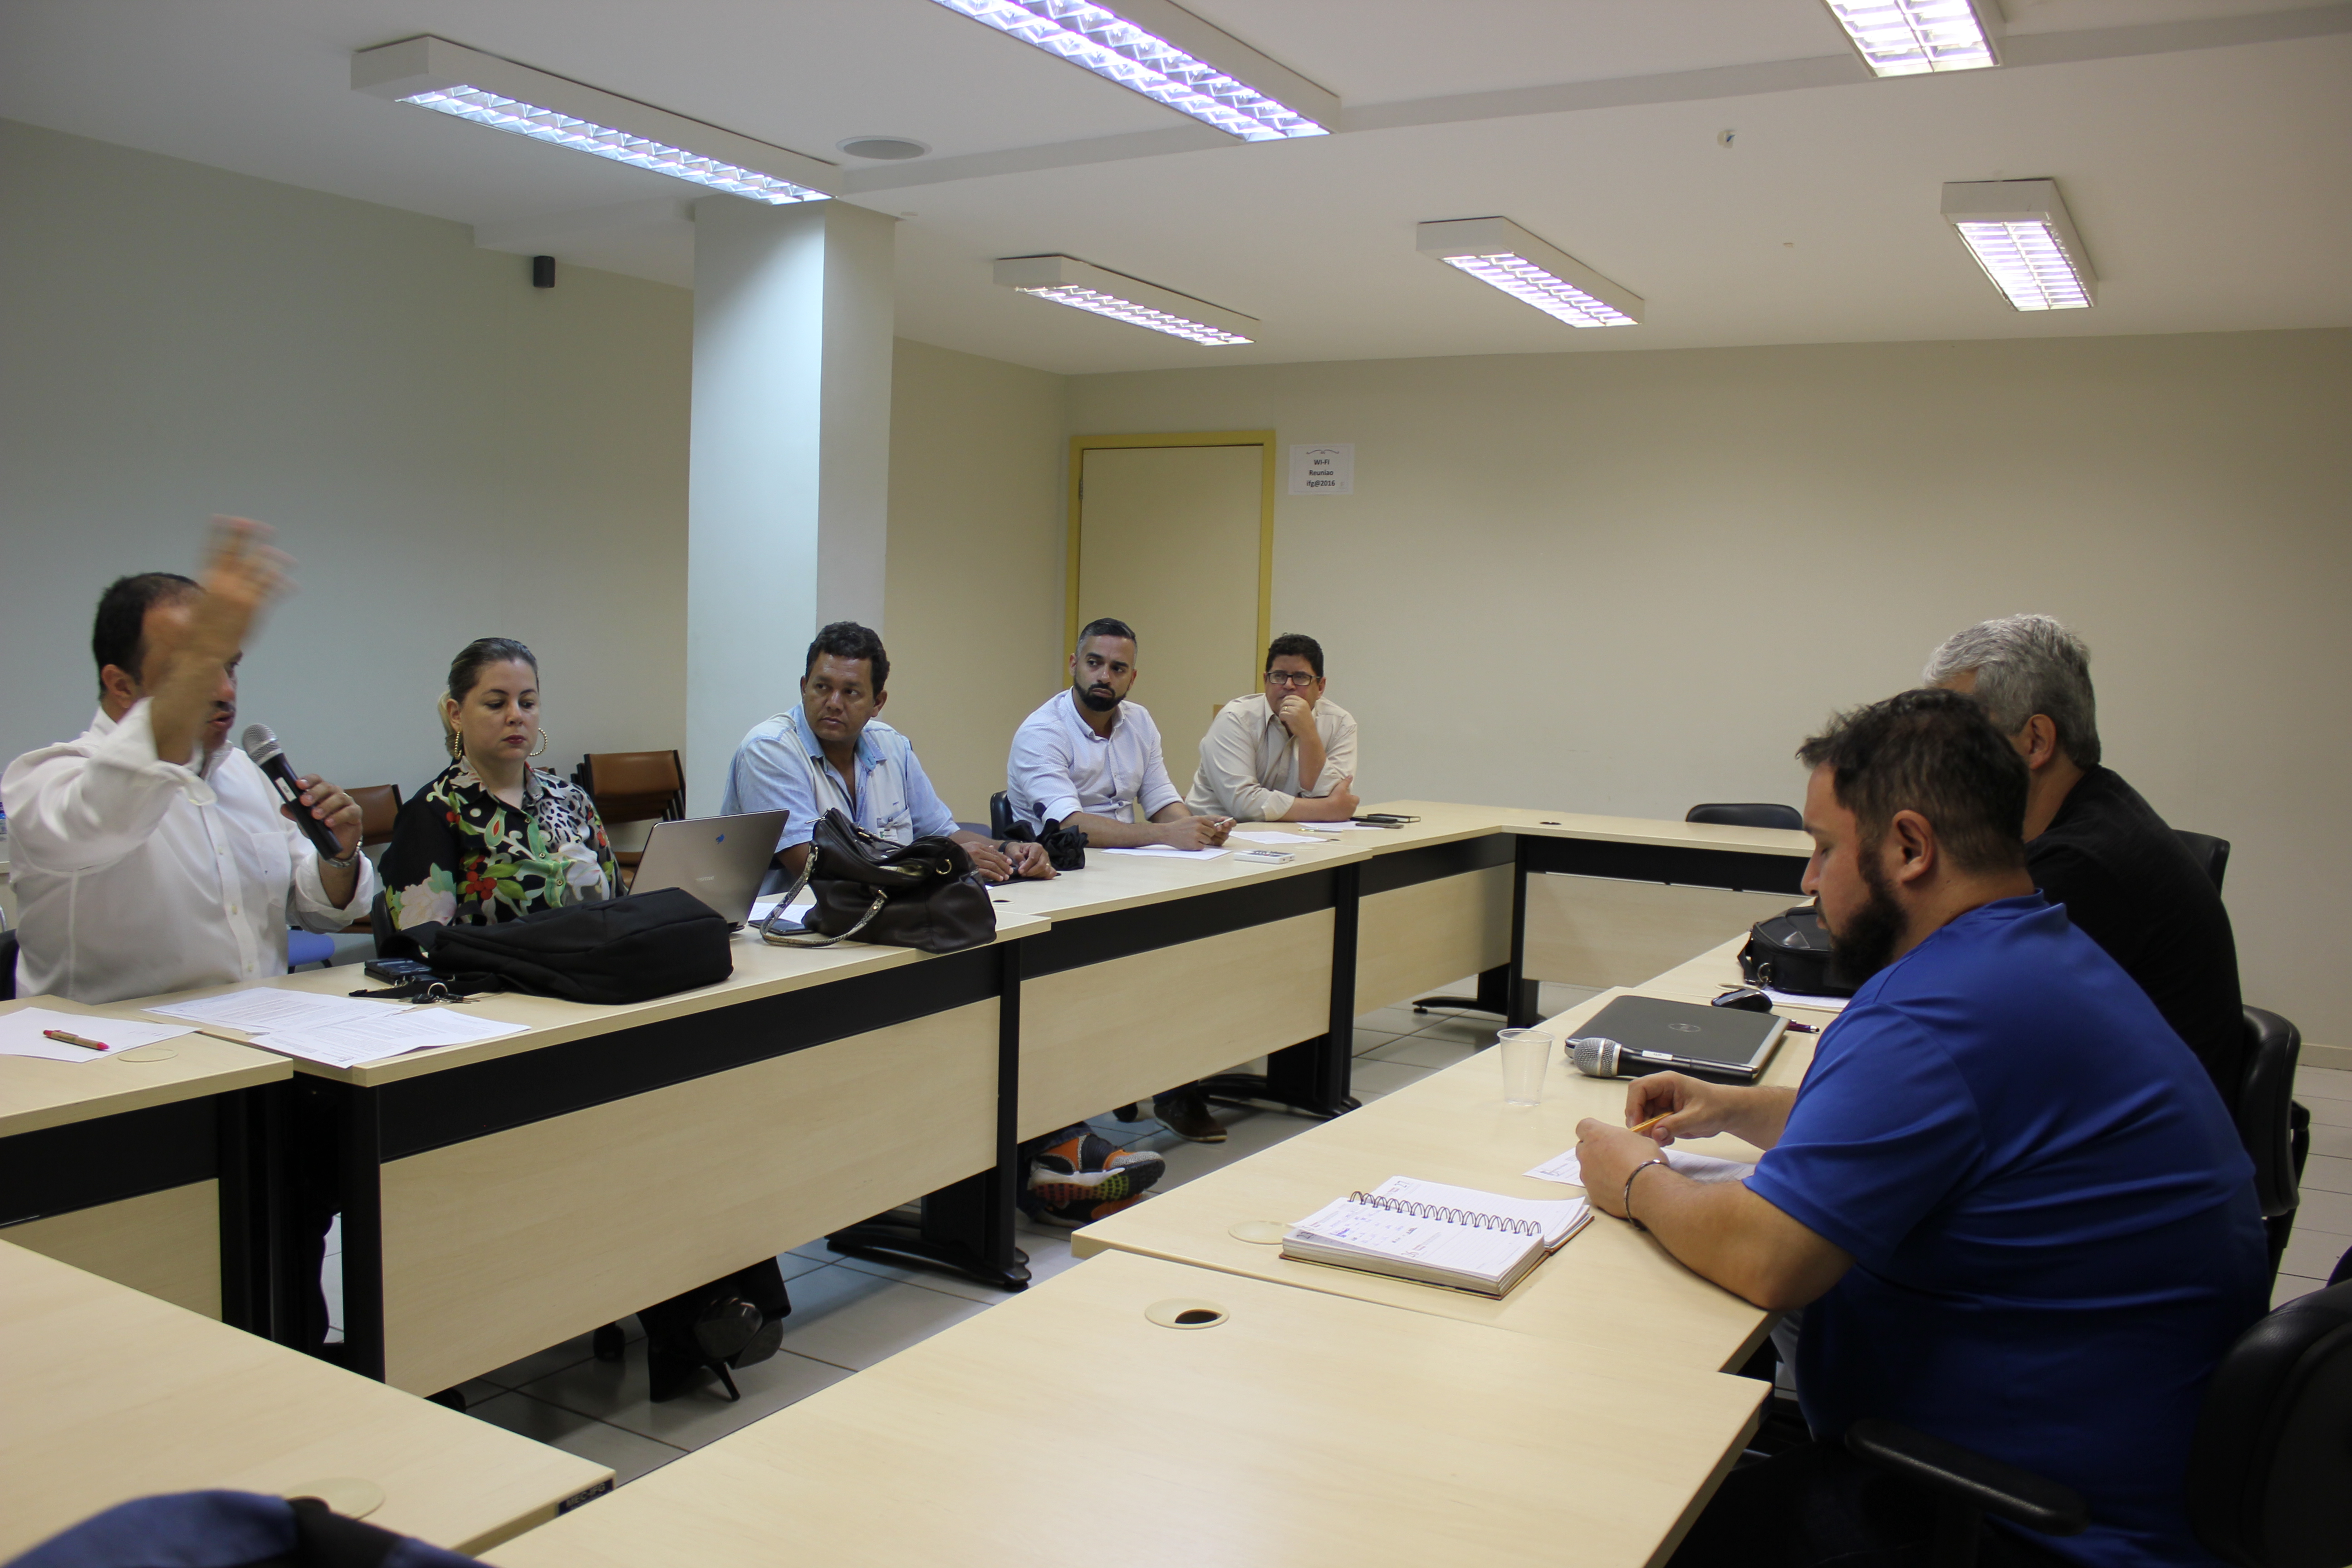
[{"left": 1925, "top": 614, "right": 2244, "bottom": 1095}]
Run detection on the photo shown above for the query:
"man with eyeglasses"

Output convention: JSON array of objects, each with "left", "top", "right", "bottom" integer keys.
[{"left": 1186, "top": 633, "right": 1359, "bottom": 824}]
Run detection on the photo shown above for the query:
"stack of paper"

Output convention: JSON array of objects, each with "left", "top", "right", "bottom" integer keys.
[
  {"left": 1525, "top": 1146, "right": 1757, "bottom": 1188},
  {"left": 1101, "top": 845, "right": 1228, "bottom": 860},
  {"left": 145, "top": 989, "right": 528, "bottom": 1069}
]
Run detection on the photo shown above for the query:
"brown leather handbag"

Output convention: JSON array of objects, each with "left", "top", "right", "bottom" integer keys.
[{"left": 759, "top": 809, "right": 997, "bottom": 955}]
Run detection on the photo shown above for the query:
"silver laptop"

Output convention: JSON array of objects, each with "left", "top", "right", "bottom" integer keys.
[
  {"left": 1575, "top": 995, "right": 1789, "bottom": 1083},
  {"left": 627, "top": 811, "right": 788, "bottom": 926}
]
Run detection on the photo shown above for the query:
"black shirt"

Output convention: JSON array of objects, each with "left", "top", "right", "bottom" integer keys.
[{"left": 2029, "top": 765, "right": 2245, "bottom": 1098}]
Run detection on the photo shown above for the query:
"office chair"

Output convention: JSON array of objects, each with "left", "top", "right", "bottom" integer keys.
[
  {"left": 2176, "top": 829, "right": 2231, "bottom": 893},
  {"left": 0, "top": 928, "right": 16, "bottom": 1001},
  {"left": 989, "top": 790, "right": 1014, "bottom": 838},
  {"left": 334, "top": 783, "right": 402, "bottom": 935},
  {"left": 575, "top": 750, "right": 686, "bottom": 872},
  {"left": 1686, "top": 803, "right": 1803, "bottom": 831},
  {"left": 2237, "top": 1008, "right": 2304, "bottom": 1280},
  {"left": 1848, "top": 1274, "right": 2352, "bottom": 1568}
]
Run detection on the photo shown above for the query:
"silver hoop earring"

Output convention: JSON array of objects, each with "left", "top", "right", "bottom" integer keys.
[{"left": 531, "top": 730, "right": 549, "bottom": 759}]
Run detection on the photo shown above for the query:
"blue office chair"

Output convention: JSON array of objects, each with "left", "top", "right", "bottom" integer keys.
[{"left": 286, "top": 930, "right": 338, "bottom": 970}]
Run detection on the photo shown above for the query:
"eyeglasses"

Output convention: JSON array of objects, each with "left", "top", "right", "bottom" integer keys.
[{"left": 1264, "top": 671, "right": 1318, "bottom": 687}]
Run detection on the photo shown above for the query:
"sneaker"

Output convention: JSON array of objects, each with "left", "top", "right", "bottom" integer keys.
[
  {"left": 1155, "top": 1086, "right": 1228, "bottom": 1144},
  {"left": 1024, "top": 1124, "right": 1166, "bottom": 1227}
]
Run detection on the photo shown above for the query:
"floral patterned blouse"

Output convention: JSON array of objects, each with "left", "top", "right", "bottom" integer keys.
[{"left": 374, "top": 757, "right": 623, "bottom": 958}]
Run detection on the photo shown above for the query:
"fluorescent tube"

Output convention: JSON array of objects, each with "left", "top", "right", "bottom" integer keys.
[
  {"left": 925, "top": 0, "right": 1334, "bottom": 141},
  {"left": 1823, "top": 0, "right": 2000, "bottom": 76},
  {"left": 993, "top": 255, "right": 1256, "bottom": 344},
  {"left": 1941, "top": 180, "right": 2097, "bottom": 311},
  {"left": 1415, "top": 218, "right": 1643, "bottom": 329},
  {"left": 353, "top": 36, "right": 836, "bottom": 204}
]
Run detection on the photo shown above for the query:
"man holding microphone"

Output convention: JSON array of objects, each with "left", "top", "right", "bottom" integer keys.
[{"left": 4, "top": 519, "right": 372, "bottom": 1003}]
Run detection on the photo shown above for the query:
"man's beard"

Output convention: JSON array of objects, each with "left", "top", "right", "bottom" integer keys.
[
  {"left": 1828, "top": 854, "right": 1906, "bottom": 984},
  {"left": 1074, "top": 682, "right": 1121, "bottom": 713}
]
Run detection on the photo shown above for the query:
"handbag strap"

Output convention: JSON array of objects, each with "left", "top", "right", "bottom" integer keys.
[{"left": 756, "top": 852, "right": 892, "bottom": 948}]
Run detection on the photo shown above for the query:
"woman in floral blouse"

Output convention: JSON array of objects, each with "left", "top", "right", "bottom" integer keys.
[{"left": 374, "top": 637, "right": 622, "bottom": 957}]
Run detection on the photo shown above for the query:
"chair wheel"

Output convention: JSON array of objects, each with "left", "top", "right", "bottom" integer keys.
[{"left": 592, "top": 1323, "right": 626, "bottom": 1362}]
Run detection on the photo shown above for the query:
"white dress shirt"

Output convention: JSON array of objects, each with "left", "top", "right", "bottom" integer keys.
[
  {"left": 1185, "top": 693, "right": 1360, "bottom": 821},
  {"left": 1006, "top": 690, "right": 1182, "bottom": 831},
  {"left": 1, "top": 702, "right": 375, "bottom": 1004}
]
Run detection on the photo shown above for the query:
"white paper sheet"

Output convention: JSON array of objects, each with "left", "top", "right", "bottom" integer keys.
[
  {"left": 1296, "top": 821, "right": 1380, "bottom": 832},
  {"left": 748, "top": 897, "right": 804, "bottom": 928},
  {"left": 1760, "top": 988, "right": 1847, "bottom": 1013},
  {"left": 145, "top": 986, "right": 525, "bottom": 1068},
  {"left": 0, "top": 1008, "right": 197, "bottom": 1063},
  {"left": 1232, "top": 830, "right": 1323, "bottom": 845},
  {"left": 1525, "top": 1145, "right": 1756, "bottom": 1189},
  {"left": 1100, "top": 846, "right": 1230, "bottom": 860}
]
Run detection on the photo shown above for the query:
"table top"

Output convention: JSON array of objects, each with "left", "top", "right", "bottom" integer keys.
[
  {"left": 0, "top": 995, "right": 290, "bottom": 1139},
  {"left": 1475, "top": 803, "right": 1812, "bottom": 859},
  {"left": 485, "top": 1249, "right": 1765, "bottom": 1568},
  {"left": 0, "top": 1240, "right": 610, "bottom": 1558},
  {"left": 1071, "top": 971, "right": 1818, "bottom": 1374},
  {"left": 108, "top": 907, "right": 1052, "bottom": 1088}
]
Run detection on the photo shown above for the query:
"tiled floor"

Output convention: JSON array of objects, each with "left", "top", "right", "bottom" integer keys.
[
  {"left": 425, "top": 977, "right": 1592, "bottom": 1487},
  {"left": 394, "top": 999, "right": 2348, "bottom": 1489}
]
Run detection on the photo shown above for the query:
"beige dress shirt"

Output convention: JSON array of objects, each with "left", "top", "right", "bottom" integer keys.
[{"left": 1185, "top": 693, "right": 1358, "bottom": 821}]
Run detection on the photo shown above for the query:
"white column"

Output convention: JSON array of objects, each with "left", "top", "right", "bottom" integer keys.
[{"left": 685, "top": 197, "right": 895, "bottom": 814}]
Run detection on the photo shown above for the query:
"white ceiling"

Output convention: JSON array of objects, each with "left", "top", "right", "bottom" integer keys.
[{"left": 4, "top": 0, "right": 2347, "bottom": 374}]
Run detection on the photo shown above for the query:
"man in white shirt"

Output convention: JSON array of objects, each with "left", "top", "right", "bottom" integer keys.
[
  {"left": 721, "top": 620, "right": 1050, "bottom": 883},
  {"left": 1187, "top": 633, "right": 1360, "bottom": 823},
  {"left": 1008, "top": 617, "right": 1237, "bottom": 1142},
  {"left": 1005, "top": 618, "right": 1234, "bottom": 850},
  {"left": 3, "top": 520, "right": 372, "bottom": 1004}
]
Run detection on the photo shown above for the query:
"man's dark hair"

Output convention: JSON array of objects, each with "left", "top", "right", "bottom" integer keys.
[
  {"left": 1796, "top": 688, "right": 2029, "bottom": 876},
  {"left": 92, "top": 572, "right": 201, "bottom": 690},
  {"left": 448, "top": 637, "right": 539, "bottom": 703},
  {"left": 804, "top": 621, "right": 889, "bottom": 691},
  {"left": 1076, "top": 617, "right": 1136, "bottom": 650},
  {"left": 1265, "top": 632, "right": 1325, "bottom": 680}
]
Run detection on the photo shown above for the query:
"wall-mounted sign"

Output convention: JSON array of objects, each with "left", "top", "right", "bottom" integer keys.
[{"left": 1288, "top": 443, "right": 1353, "bottom": 495}]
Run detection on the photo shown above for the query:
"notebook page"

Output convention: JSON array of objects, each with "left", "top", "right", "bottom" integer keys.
[
  {"left": 1287, "top": 1196, "right": 1536, "bottom": 1279},
  {"left": 1369, "top": 1176, "right": 1591, "bottom": 1249}
]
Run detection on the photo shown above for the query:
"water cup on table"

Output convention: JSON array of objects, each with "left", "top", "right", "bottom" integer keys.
[{"left": 1496, "top": 1028, "right": 1553, "bottom": 1105}]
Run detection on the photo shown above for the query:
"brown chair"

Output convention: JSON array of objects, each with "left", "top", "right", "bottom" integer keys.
[
  {"left": 575, "top": 750, "right": 686, "bottom": 873},
  {"left": 337, "top": 784, "right": 403, "bottom": 935}
]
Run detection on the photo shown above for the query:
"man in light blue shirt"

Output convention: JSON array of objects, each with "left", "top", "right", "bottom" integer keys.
[
  {"left": 722, "top": 622, "right": 1050, "bottom": 884},
  {"left": 1005, "top": 617, "right": 1234, "bottom": 850}
]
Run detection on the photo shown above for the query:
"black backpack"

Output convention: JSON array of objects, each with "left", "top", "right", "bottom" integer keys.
[
  {"left": 1738, "top": 904, "right": 1860, "bottom": 998},
  {"left": 406, "top": 887, "right": 733, "bottom": 1005}
]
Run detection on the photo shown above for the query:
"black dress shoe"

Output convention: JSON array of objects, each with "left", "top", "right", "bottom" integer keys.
[
  {"left": 692, "top": 1296, "right": 763, "bottom": 1363},
  {"left": 592, "top": 1323, "right": 627, "bottom": 1362},
  {"left": 1155, "top": 1087, "right": 1227, "bottom": 1143}
]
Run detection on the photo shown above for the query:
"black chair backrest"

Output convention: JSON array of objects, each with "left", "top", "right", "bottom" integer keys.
[
  {"left": 2177, "top": 829, "right": 2231, "bottom": 893},
  {"left": 0, "top": 928, "right": 16, "bottom": 1002},
  {"left": 2186, "top": 1279, "right": 2352, "bottom": 1568},
  {"left": 1686, "top": 803, "right": 1802, "bottom": 831},
  {"left": 989, "top": 791, "right": 1014, "bottom": 838},
  {"left": 2238, "top": 1008, "right": 2303, "bottom": 1221}
]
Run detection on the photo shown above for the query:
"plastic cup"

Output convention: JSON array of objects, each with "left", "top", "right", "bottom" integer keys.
[{"left": 1497, "top": 1029, "right": 1553, "bottom": 1106}]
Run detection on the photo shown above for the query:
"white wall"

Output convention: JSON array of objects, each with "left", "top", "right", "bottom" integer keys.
[
  {"left": 0, "top": 119, "right": 691, "bottom": 803},
  {"left": 1067, "top": 332, "right": 2352, "bottom": 1044},
  {"left": 880, "top": 339, "right": 1069, "bottom": 821}
]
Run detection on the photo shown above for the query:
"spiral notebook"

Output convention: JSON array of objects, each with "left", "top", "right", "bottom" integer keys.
[{"left": 1281, "top": 1176, "right": 1593, "bottom": 1298}]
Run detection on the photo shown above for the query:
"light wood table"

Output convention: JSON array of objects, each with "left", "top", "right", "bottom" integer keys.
[
  {"left": 0, "top": 1240, "right": 609, "bottom": 1559},
  {"left": 486, "top": 1250, "right": 1767, "bottom": 1568},
  {"left": 132, "top": 914, "right": 1046, "bottom": 1393},
  {"left": 0, "top": 996, "right": 289, "bottom": 1323},
  {"left": 1072, "top": 965, "right": 1818, "bottom": 1375}
]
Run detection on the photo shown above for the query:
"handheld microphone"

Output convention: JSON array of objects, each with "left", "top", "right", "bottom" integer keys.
[
  {"left": 1568, "top": 1036, "right": 1624, "bottom": 1078},
  {"left": 240, "top": 724, "right": 345, "bottom": 859}
]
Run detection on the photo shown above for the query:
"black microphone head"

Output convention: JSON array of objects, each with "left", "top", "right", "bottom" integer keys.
[{"left": 239, "top": 724, "right": 282, "bottom": 765}]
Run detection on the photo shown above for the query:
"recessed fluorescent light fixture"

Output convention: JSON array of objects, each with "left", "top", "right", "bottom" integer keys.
[
  {"left": 994, "top": 255, "right": 1255, "bottom": 344},
  {"left": 1941, "top": 179, "right": 2096, "bottom": 311},
  {"left": 353, "top": 35, "right": 836, "bottom": 204},
  {"left": 926, "top": 0, "right": 1335, "bottom": 141},
  {"left": 1416, "top": 217, "right": 1643, "bottom": 329},
  {"left": 1823, "top": 0, "right": 2000, "bottom": 77}
]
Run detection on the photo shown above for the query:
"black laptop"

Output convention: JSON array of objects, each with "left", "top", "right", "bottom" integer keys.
[{"left": 1575, "top": 995, "right": 1788, "bottom": 1083}]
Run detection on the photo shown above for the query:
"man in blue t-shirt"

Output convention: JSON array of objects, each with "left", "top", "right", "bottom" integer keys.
[{"left": 1573, "top": 689, "right": 2265, "bottom": 1568}]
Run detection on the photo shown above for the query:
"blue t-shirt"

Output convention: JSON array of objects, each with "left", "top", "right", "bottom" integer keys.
[{"left": 1747, "top": 896, "right": 2265, "bottom": 1568}]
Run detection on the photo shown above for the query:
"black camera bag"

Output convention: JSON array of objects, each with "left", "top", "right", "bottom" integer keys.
[
  {"left": 1738, "top": 904, "right": 1860, "bottom": 998},
  {"left": 404, "top": 887, "right": 734, "bottom": 1005}
]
